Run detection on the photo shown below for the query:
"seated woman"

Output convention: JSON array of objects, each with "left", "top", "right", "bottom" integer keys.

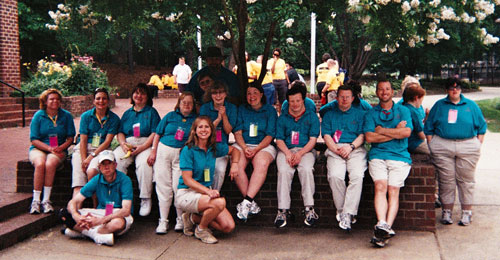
[
  {"left": 199, "top": 81, "right": 237, "bottom": 191},
  {"left": 113, "top": 83, "right": 161, "bottom": 217},
  {"left": 71, "top": 88, "right": 120, "bottom": 207},
  {"left": 29, "top": 88, "right": 76, "bottom": 214},
  {"left": 148, "top": 92, "right": 197, "bottom": 234},
  {"left": 176, "top": 116, "right": 240, "bottom": 244},
  {"left": 402, "top": 83, "right": 428, "bottom": 154},
  {"left": 233, "top": 83, "right": 278, "bottom": 221}
]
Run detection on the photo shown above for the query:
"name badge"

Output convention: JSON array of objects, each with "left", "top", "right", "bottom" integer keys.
[
  {"left": 49, "top": 134, "right": 58, "bottom": 148},
  {"left": 216, "top": 128, "right": 222, "bottom": 143},
  {"left": 291, "top": 131, "right": 299, "bottom": 145},
  {"left": 448, "top": 109, "right": 458, "bottom": 124},
  {"left": 91, "top": 133, "right": 101, "bottom": 148},
  {"left": 105, "top": 201, "right": 114, "bottom": 216},
  {"left": 333, "top": 130, "right": 342, "bottom": 143},
  {"left": 175, "top": 127, "right": 185, "bottom": 141},
  {"left": 249, "top": 123, "right": 258, "bottom": 137},
  {"left": 133, "top": 123, "right": 141, "bottom": 137},
  {"left": 204, "top": 168, "right": 210, "bottom": 182}
]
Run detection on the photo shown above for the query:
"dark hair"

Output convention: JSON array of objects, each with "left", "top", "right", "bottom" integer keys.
[
  {"left": 337, "top": 84, "right": 360, "bottom": 105},
  {"left": 174, "top": 92, "right": 196, "bottom": 115},
  {"left": 286, "top": 80, "right": 306, "bottom": 101},
  {"left": 185, "top": 116, "right": 216, "bottom": 155},
  {"left": 197, "top": 70, "right": 216, "bottom": 83},
  {"left": 322, "top": 53, "right": 331, "bottom": 62},
  {"left": 203, "top": 80, "right": 228, "bottom": 103},
  {"left": 273, "top": 48, "right": 282, "bottom": 56},
  {"left": 445, "top": 78, "right": 462, "bottom": 89},
  {"left": 130, "top": 83, "right": 153, "bottom": 107},
  {"left": 403, "top": 85, "right": 426, "bottom": 103},
  {"left": 246, "top": 82, "right": 267, "bottom": 105},
  {"left": 94, "top": 88, "right": 109, "bottom": 99},
  {"left": 376, "top": 73, "right": 392, "bottom": 91}
]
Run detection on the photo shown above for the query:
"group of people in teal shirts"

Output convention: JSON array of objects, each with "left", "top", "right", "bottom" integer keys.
[{"left": 28, "top": 73, "right": 486, "bottom": 247}]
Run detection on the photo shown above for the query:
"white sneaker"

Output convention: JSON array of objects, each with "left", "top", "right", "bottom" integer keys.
[
  {"left": 62, "top": 228, "right": 85, "bottom": 239},
  {"left": 174, "top": 216, "right": 183, "bottom": 232},
  {"left": 41, "top": 200, "right": 54, "bottom": 214},
  {"left": 30, "top": 200, "right": 41, "bottom": 214},
  {"left": 249, "top": 200, "right": 261, "bottom": 215},
  {"left": 156, "top": 219, "right": 168, "bottom": 234},
  {"left": 236, "top": 199, "right": 252, "bottom": 221},
  {"left": 139, "top": 198, "right": 152, "bottom": 216},
  {"left": 93, "top": 233, "right": 114, "bottom": 246}
]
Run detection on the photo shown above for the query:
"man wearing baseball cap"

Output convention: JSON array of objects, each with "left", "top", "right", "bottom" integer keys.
[
  {"left": 186, "top": 46, "right": 242, "bottom": 104},
  {"left": 60, "top": 150, "right": 134, "bottom": 246}
]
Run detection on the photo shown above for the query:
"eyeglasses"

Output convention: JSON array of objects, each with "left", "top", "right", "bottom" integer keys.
[
  {"left": 273, "top": 53, "right": 280, "bottom": 56},
  {"left": 180, "top": 101, "right": 193, "bottom": 106},
  {"left": 447, "top": 86, "right": 461, "bottom": 90},
  {"left": 212, "top": 90, "right": 225, "bottom": 95}
]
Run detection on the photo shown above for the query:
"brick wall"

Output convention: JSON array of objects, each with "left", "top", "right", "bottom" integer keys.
[
  {"left": 0, "top": 1, "right": 21, "bottom": 97},
  {"left": 16, "top": 150, "right": 436, "bottom": 232},
  {"left": 158, "top": 89, "right": 180, "bottom": 99}
]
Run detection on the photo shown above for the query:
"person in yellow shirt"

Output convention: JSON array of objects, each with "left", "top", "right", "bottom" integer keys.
[
  {"left": 321, "top": 59, "right": 344, "bottom": 103},
  {"left": 316, "top": 53, "right": 331, "bottom": 95},
  {"left": 246, "top": 52, "right": 260, "bottom": 83},
  {"left": 162, "top": 72, "right": 178, "bottom": 90},
  {"left": 257, "top": 55, "right": 275, "bottom": 105},
  {"left": 147, "top": 73, "right": 164, "bottom": 98},
  {"left": 267, "top": 48, "right": 289, "bottom": 106}
]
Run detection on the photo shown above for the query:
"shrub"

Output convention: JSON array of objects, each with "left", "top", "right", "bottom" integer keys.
[{"left": 18, "top": 55, "right": 113, "bottom": 97}]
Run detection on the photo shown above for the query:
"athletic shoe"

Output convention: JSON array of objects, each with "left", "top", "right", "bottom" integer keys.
[
  {"left": 61, "top": 228, "right": 85, "bottom": 239},
  {"left": 30, "top": 200, "right": 41, "bottom": 214},
  {"left": 41, "top": 200, "right": 54, "bottom": 214},
  {"left": 339, "top": 213, "right": 351, "bottom": 231},
  {"left": 156, "top": 219, "right": 168, "bottom": 235},
  {"left": 274, "top": 210, "right": 288, "bottom": 228},
  {"left": 370, "top": 236, "right": 387, "bottom": 248},
  {"left": 236, "top": 199, "right": 252, "bottom": 221},
  {"left": 182, "top": 212, "right": 194, "bottom": 236},
  {"left": 249, "top": 200, "right": 261, "bottom": 215},
  {"left": 374, "top": 222, "right": 392, "bottom": 239},
  {"left": 139, "top": 198, "right": 152, "bottom": 216},
  {"left": 195, "top": 226, "right": 218, "bottom": 244},
  {"left": 458, "top": 210, "right": 472, "bottom": 226},
  {"left": 303, "top": 207, "right": 319, "bottom": 227},
  {"left": 174, "top": 216, "right": 183, "bottom": 232},
  {"left": 441, "top": 209, "right": 453, "bottom": 225}
]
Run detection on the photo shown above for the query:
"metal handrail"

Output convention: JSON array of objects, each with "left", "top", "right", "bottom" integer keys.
[{"left": 0, "top": 79, "right": 25, "bottom": 127}]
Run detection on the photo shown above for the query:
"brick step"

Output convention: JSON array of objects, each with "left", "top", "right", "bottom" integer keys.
[
  {"left": 0, "top": 192, "right": 32, "bottom": 222},
  {"left": 0, "top": 211, "right": 59, "bottom": 250},
  {"left": 0, "top": 117, "right": 33, "bottom": 128},
  {"left": 0, "top": 97, "right": 22, "bottom": 105},
  {"left": 0, "top": 110, "right": 37, "bottom": 121},
  {"left": 0, "top": 103, "right": 22, "bottom": 112}
]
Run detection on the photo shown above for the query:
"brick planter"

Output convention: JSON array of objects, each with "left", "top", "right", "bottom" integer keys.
[{"left": 17, "top": 147, "right": 435, "bottom": 232}]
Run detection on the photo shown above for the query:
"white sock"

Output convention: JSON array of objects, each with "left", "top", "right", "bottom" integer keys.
[
  {"left": 33, "top": 190, "right": 41, "bottom": 202},
  {"left": 42, "top": 186, "right": 52, "bottom": 202},
  {"left": 176, "top": 208, "right": 183, "bottom": 219},
  {"left": 81, "top": 226, "right": 99, "bottom": 239}
]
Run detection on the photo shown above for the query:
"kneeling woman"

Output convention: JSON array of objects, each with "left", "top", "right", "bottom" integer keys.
[{"left": 175, "top": 116, "right": 240, "bottom": 244}]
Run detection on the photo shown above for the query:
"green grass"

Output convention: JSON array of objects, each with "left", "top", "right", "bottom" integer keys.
[{"left": 476, "top": 98, "right": 500, "bottom": 132}]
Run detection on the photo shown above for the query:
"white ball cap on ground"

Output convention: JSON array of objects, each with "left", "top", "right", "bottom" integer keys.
[{"left": 98, "top": 150, "right": 115, "bottom": 164}]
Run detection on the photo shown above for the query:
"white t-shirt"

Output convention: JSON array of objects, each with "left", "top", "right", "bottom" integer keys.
[{"left": 173, "top": 64, "right": 192, "bottom": 84}]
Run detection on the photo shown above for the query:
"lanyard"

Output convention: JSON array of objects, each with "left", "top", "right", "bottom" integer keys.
[
  {"left": 48, "top": 115, "right": 57, "bottom": 127},
  {"left": 96, "top": 113, "right": 107, "bottom": 128}
]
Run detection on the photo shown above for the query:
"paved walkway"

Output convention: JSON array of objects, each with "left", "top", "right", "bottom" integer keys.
[{"left": 1, "top": 88, "right": 500, "bottom": 259}]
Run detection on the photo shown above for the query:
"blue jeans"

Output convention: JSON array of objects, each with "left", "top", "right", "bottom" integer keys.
[{"left": 262, "top": 83, "right": 275, "bottom": 105}]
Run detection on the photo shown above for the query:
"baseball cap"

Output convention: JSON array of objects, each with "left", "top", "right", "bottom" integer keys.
[{"left": 98, "top": 150, "right": 115, "bottom": 164}]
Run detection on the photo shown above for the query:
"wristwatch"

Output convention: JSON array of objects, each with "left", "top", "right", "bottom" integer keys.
[
  {"left": 349, "top": 143, "right": 355, "bottom": 150},
  {"left": 91, "top": 152, "right": 97, "bottom": 157}
]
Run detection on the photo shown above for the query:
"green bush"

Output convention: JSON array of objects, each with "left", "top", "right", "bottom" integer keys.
[{"left": 18, "top": 55, "right": 112, "bottom": 97}]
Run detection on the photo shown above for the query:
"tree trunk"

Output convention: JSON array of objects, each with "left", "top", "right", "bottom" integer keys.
[
  {"left": 127, "top": 32, "right": 134, "bottom": 74},
  {"left": 154, "top": 30, "right": 160, "bottom": 70}
]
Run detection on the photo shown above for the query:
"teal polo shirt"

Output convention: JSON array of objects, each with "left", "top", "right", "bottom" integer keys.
[
  {"left": 119, "top": 105, "right": 161, "bottom": 138},
  {"left": 424, "top": 94, "right": 486, "bottom": 139},
  {"left": 29, "top": 108, "right": 76, "bottom": 151},
  {"left": 78, "top": 108, "right": 120, "bottom": 144},
  {"left": 281, "top": 97, "right": 317, "bottom": 115},
  {"left": 199, "top": 100, "right": 237, "bottom": 145},
  {"left": 276, "top": 109, "right": 320, "bottom": 148},
  {"left": 321, "top": 103, "right": 366, "bottom": 143},
  {"left": 234, "top": 103, "right": 277, "bottom": 144},
  {"left": 178, "top": 143, "right": 229, "bottom": 188},
  {"left": 398, "top": 98, "right": 424, "bottom": 119},
  {"left": 363, "top": 102, "right": 413, "bottom": 164},
  {"left": 156, "top": 109, "right": 197, "bottom": 148},
  {"left": 80, "top": 170, "right": 133, "bottom": 210},
  {"left": 319, "top": 98, "right": 372, "bottom": 118},
  {"left": 403, "top": 103, "right": 424, "bottom": 152}
]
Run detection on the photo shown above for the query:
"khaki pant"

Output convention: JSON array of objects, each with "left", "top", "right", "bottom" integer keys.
[
  {"left": 276, "top": 148, "right": 316, "bottom": 209},
  {"left": 429, "top": 135, "right": 481, "bottom": 206},
  {"left": 153, "top": 143, "right": 182, "bottom": 220},
  {"left": 71, "top": 143, "right": 102, "bottom": 188},
  {"left": 326, "top": 144, "right": 367, "bottom": 215},
  {"left": 212, "top": 156, "right": 228, "bottom": 191},
  {"left": 114, "top": 137, "right": 153, "bottom": 199}
]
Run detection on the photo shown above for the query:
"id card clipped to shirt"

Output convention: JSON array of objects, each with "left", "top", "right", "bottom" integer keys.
[
  {"left": 249, "top": 123, "right": 258, "bottom": 137},
  {"left": 91, "top": 133, "right": 101, "bottom": 148},
  {"left": 291, "top": 131, "right": 300, "bottom": 145},
  {"left": 216, "top": 128, "right": 222, "bottom": 143},
  {"left": 175, "top": 127, "right": 185, "bottom": 141},
  {"left": 333, "top": 130, "right": 342, "bottom": 143},
  {"left": 204, "top": 168, "right": 211, "bottom": 182},
  {"left": 448, "top": 109, "right": 458, "bottom": 124},
  {"left": 133, "top": 123, "right": 141, "bottom": 137}
]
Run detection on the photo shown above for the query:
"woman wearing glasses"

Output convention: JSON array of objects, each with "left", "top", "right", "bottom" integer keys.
[{"left": 71, "top": 88, "right": 120, "bottom": 207}]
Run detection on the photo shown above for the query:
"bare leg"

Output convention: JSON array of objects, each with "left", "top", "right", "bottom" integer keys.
[
  {"left": 246, "top": 151, "right": 273, "bottom": 198},
  {"left": 373, "top": 180, "right": 388, "bottom": 223},
  {"left": 386, "top": 186, "right": 400, "bottom": 226}
]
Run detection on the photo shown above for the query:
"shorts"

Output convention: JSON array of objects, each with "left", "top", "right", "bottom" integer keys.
[
  {"left": 175, "top": 188, "right": 202, "bottom": 214},
  {"left": 232, "top": 143, "right": 277, "bottom": 159},
  {"left": 71, "top": 143, "right": 102, "bottom": 188},
  {"left": 79, "top": 208, "right": 134, "bottom": 236},
  {"left": 29, "top": 148, "right": 65, "bottom": 165},
  {"left": 368, "top": 159, "right": 411, "bottom": 187}
]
